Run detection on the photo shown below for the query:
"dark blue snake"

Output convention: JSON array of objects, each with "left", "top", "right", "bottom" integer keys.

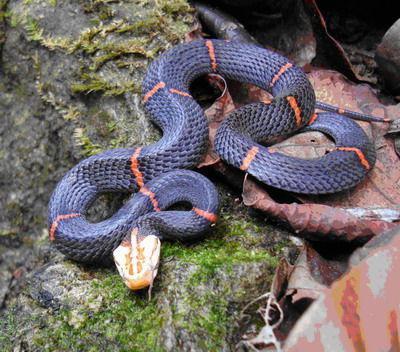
[{"left": 48, "top": 39, "right": 377, "bottom": 265}]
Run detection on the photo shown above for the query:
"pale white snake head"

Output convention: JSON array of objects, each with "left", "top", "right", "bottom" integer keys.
[{"left": 113, "top": 228, "right": 161, "bottom": 291}]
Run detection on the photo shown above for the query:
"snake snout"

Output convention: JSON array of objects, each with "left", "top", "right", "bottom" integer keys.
[{"left": 113, "top": 229, "right": 161, "bottom": 291}]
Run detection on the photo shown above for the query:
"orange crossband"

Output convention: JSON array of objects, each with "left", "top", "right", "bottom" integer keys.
[
  {"left": 270, "top": 62, "right": 292, "bottom": 88},
  {"left": 240, "top": 146, "right": 259, "bottom": 171},
  {"left": 193, "top": 207, "right": 218, "bottom": 223},
  {"left": 307, "top": 113, "right": 319, "bottom": 125},
  {"left": 143, "top": 82, "right": 166, "bottom": 103},
  {"left": 169, "top": 88, "right": 192, "bottom": 98},
  {"left": 130, "top": 147, "right": 144, "bottom": 188},
  {"left": 205, "top": 40, "right": 217, "bottom": 72},
  {"left": 286, "top": 96, "right": 303, "bottom": 127},
  {"left": 336, "top": 147, "right": 370, "bottom": 170},
  {"left": 49, "top": 213, "right": 80, "bottom": 241},
  {"left": 140, "top": 186, "right": 161, "bottom": 212}
]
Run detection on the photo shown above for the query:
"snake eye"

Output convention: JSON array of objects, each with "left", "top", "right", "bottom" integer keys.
[{"left": 113, "top": 230, "right": 161, "bottom": 291}]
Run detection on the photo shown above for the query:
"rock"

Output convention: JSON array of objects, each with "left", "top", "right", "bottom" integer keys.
[
  {"left": 0, "top": 1, "right": 6, "bottom": 49},
  {"left": 0, "top": 204, "right": 292, "bottom": 351},
  {"left": 376, "top": 19, "right": 400, "bottom": 94},
  {"left": 0, "top": 1, "right": 293, "bottom": 350},
  {"left": 0, "top": 0, "right": 193, "bottom": 236}
]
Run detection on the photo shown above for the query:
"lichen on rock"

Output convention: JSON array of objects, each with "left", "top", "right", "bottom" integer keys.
[
  {"left": 0, "top": 1, "right": 292, "bottom": 351},
  {"left": 1, "top": 205, "right": 291, "bottom": 351},
  {"left": 0, "top": 0, "right": 195, "bottom": 235}
]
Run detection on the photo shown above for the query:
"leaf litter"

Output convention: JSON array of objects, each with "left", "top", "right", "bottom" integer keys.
[{"left": 192, "top": 2, "right": 400, "bottom": 350}]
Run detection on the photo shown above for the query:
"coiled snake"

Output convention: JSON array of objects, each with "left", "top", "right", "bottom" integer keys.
[{"left": 48, "top": 39, "right": 381, "bottom": 290}]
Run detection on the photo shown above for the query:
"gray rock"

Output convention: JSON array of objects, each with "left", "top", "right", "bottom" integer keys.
[
  {"left": 0, "top": 0, "right": 291, "bottom": 350},
  {"left": 376, "top": 19, "right": 400, "bottom": 94},
  {"left": 0, "top": 0, "right": 173, "bottom": 235},
  {"left": 1, "top": 206, "right": 290, "bottom": 351}
]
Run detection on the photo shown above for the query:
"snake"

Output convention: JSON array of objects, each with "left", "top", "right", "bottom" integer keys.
[{"left": 48, "top": 39, "right": 381, "bottom": 290}]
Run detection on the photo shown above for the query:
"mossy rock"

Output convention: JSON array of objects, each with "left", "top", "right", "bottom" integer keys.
[
  {"left": 0, "top": 1, "right": 294, "bottom": 350},
  {"left": 0, "top": 204, "right": 292, "bottom": 351},
  {"left": 0, "top": 0, "right": 194, "bottom": 235}
]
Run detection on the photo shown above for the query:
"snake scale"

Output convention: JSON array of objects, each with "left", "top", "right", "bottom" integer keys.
[{"left": 48, "top": 39, "right": 378, "bottom": 288}]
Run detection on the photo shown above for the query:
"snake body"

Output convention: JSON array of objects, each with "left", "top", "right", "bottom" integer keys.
[{"left": 48, "top": 39, "right": 375, "bottom": 262}]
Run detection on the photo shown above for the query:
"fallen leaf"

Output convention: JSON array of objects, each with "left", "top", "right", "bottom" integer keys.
[
  {"left": 284, "top": 225, "right": 400, "bottom": 351},
  {"left": 198, "top": 75, "right": 235, "bottom": 168},
  {"left": 190, "top": 10, "right": 400, "bottom": 237},
  {"left": 305, "top": 69, "right": 400, "bottom": 209},
  {"left": 242, "top": 176, "right": 398, "bottom": 242},
  {"left": 268, "top": 242, "right": 350, "bottom": 342},
  {"left": 202, "top": 67, "right": 400, "bottom": 240},
  {"left": 302, "top": 0, "right": 362, "bottom": 82}
]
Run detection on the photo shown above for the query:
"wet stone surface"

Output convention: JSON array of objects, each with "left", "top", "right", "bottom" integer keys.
[
  {"left": 0, "top": 1, "right": 292, "bottom": 351},
  {"left": 1, "top": 205, "right": 292, "bottom": 351}
]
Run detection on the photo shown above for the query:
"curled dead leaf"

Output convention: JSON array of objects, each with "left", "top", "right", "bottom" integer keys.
[
  {"left": 203, "top": 68, "right": 400, "bottom": 240},
  {"left": 284, "top": 225, "right": 400, "bottom": 351}
]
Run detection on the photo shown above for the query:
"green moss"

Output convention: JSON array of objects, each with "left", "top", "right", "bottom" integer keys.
[
  {"left": 73, "top": 127, "right": 104, "bottom": 156},
  {"left": 83, "top": 0, "right": 117, "bottom": 19},
  {"left": 89, "top": 39, "right": 157, "bottom": 70},
  {"left": 20, "top": 0, "right": 194, "bottom": 62},
  {"left": 160, "top": 215, "right": 281, "bottom": 349},
  {"left": 116, "top": 16, "right": 163, "bottom": 35},
  {"left": 32, "top": 51, "right": 82, "bottom": 121},
  {"left": 109, "top": 135, "right": 129, "bottom": 149},
  {"left": 0, "top": 0, "right": 7, "bottom": 44},
  {"left": 2, "top": 211, "right": 284, "bottom": 351},
  {"left": 71, "top": 73, "right": 140, "bottom": 96},
  {"left": 7, "top": 10, "right": 22, "bottom": 28},
  {"left": 0, "top": 0, "right": 6, "bottom": 19},
  {"left": 36, "top": 84, "right": 82, "bottom": 121},
  {"left": 164, "top": 237, "right": 277, "bottom": 284},
  {"left": 17, "top": 0, "right": 193, "bottom": 102},
  {"left": 25, "top": 18, "right": 73, "bottom": 50},
  {"left": 0, "top": 229, "right": 17, "bottom": 236},
  {"left": 157, "top": 0, "right": 193, "bottom": 16},
  {"left": 163, "top": 217, "right": 279, "bottom": 282},
  {"left": 177, "top": 292, "right": 229, "bottom": 351},
  {"left": 25, "top": 17, "right": 42, "bottom": 41},
  {"left": 0, "top": 310, "right": 17, "bottom": 350},
  {"left": 162, "top": 213, "right": 282, "bottom": 289},
  {"left": 32, "top": 272, "right": 165, "bottom": 352}
]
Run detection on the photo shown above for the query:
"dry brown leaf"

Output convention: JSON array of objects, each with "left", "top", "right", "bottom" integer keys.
[
  {"left": 198, "top": 75, "right": 235, "bottom": 168},
  {"left": 284, "top": 225, "right": 400, "bottom": 351},
  {"left": 302, "top": 0, "right": 363, "bottom": 82},
  {"left": 267, "top": 243, "right": 349, "bottom": 342},
  {"left": 242, "top": 176, "right": 398, "bottom": 241},
  {"left": 305, "top": 69, "right": 400, "bottom": 209},
  {"left": 200, "top": 66, "right": 400, "bottom": 240}
]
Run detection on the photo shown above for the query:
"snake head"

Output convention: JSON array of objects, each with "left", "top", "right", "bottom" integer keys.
[{"left": 113, "top": 229, "right": 161, "bottom": 291}]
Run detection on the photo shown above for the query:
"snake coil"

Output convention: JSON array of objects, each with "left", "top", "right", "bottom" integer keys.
[{"left": 48, "top": 39, "right": 375, "bottom": 264}]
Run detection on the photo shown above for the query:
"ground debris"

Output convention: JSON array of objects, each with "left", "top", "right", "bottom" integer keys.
[
  {"left": 238, "top": 293, "right": 283, "bottom": 352},
  {"left": 284, "top": 225, "right": 400, "bottom": 351}
]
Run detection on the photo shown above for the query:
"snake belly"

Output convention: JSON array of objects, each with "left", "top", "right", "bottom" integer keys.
[{"left": 48, "top": 39, "right": 375, "bottom": 262}]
